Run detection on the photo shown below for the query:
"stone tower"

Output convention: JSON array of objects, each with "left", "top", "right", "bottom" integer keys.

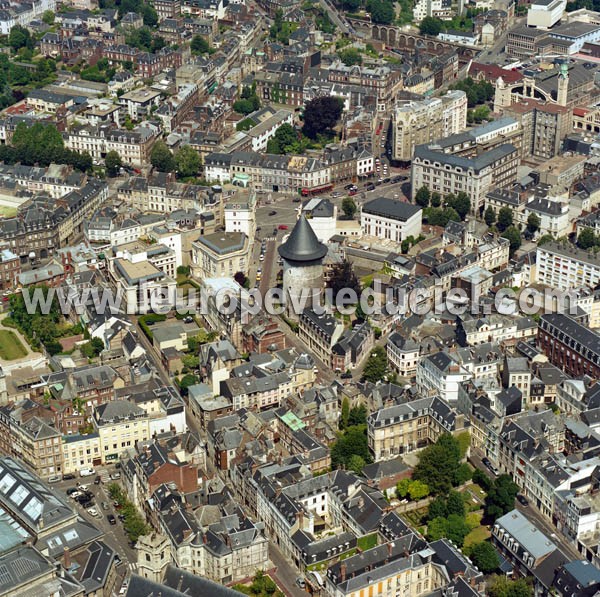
[
  {"left": 557, "top": 61, "right": 569, "bottom": 107},
  {"left": 0, "top": 366, "right": 6, "bottom": 405},
  {"left": 136, "top": 532, "right": 171, "bottom": 582},
  {"left": 278, "top": 214, "right": 327, "bottom": 320}
]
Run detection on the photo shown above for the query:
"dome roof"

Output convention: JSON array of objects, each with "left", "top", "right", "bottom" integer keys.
[{"left": 278, "top": 214, "right": 327, "bottom": 263}]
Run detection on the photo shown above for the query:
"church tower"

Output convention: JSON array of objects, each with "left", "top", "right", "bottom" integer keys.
[
  {"left": 557, "top": 61, "right": 569, "bottom": 107},
  {"left": 278, "top": 215, "right": 327, "bottom": 320},
  {"left": 136, "top": 532, "right": 170, "bottom": 582}
]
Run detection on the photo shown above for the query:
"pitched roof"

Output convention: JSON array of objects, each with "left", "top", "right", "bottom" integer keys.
[{"left": 278, "top": 214, "right": 327, "bottom": 263}]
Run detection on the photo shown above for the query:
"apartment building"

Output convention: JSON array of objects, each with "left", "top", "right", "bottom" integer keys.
[
  {"left": 298, "top": 309, "right": 344, "bottom": 368},
  {"left": 367, "top": 396, "right": 466, "bottom": 461},
  {"left": 537, "top": 241, "right": 600, "bottom": 290},
  {"left": 327, "top": 61, "right": 403, "bottom": 111},
  {"left": 191, "top": 232, "right": 249, "bottom": 279},
  {"left": 245, "top": 108, "right": 294, "bottom": 152},
  {"left": 411, "top": 143, "right": 519, "bottom": 211},
  {"left": 361, "top": 197, "right": 422, "bottom": 242},
  {"left": 0, "top": 248, "right": 20, "bottom": 290},
  {"left": 65, "top": 124, "right": 159, "bottom": 167},
  {"left": 386, "top": 332, "right": 420, "bottom": 378},
  {"left": 0, "top": 405, "right": 63, "bottom": 480},
  {"left": 119, "top": 87, "right": 162, "bottom": 120},
  {"left": 416, "top": 351, "right": 472, "bottom": 403},
  {"left": 391, "top": 90, "right": 468, "bottom": 161},
  {"left": 93, "top": 400, "right": 152, "bottom": 464},
  {"left": 62, "top": 433, "right": 102, "bottom": 474},
  {"left": 538, "top": 313, "right": 600, "bottom": 378}
]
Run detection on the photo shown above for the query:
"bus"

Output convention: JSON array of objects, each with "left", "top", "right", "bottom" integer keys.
[{"left": 301, "top": 184, "right": 334, "bottom": 197}]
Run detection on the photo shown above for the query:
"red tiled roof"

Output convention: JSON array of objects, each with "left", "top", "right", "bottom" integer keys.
[{"left": 469, "top": 62, "right": 524, "bottom": 83}]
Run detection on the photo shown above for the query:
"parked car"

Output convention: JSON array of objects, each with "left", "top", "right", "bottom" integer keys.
[
  {"left": 293, "top": 197, "right": 301, "bottom": 202},
  {"left": 296, "top": 577, "right": 306, "bottom": 589},
  {"left": 66, "top": 487, "right": 80, "bottom": 496},
  {"left": 102, "top": 501, "right": 109, "bottom": 510},
  {"left": 366, "top": 183, "right": 375, "bottom": 191},
  {"left": 63, "top": 473, "right": 76, "bottom": 480},
  {"left": 517, "top": 494, "right": 529, "bottom": 507},
  {"left": 107, "top": 514, "right": 117, "bottom": 525},
  {"left": 94, "top": 476, "right": 101, "bottom": 485},
  {"left": 278, "top": 224, "right": 288, "bottom": 230},
  {"left": 268, "top": 210, "right": 277, "bottom": 216},
  {"left": 79, "top": 467, "right": 95, "bottom": 477},
  {"left": 110, "top": 472, "right": 121, "bottom": 480},
  {"left": 48, "top": 475, "right": 62, "bottom": 484},
  {"left": 87, "top": 507, "right": 99, "bottom": 517}
]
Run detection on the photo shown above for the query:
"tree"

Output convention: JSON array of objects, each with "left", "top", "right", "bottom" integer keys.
[
  {"left": 233, "top": 99, "right": 255, "bottom": 115},
  {"left": 367, "top": 0, "right": 395, "bottom": 24},
  {"left": 484, "top": 206, "right": 496, "bottom": 227},
  {"left": 233, "top": 271, "right": 248, "bottom": 288},
  {"left": 445, "top": 514, "right": 470, "bottom": 547},
  {"left": 472, "top": 468, "right": 492, "bottom": 491},
  {"left": 408, "top": 480, "right": 429, "bottom": 500},
  {"left": 348, "top": 404, "right": 367, "bottom": 427},
  {"left": 9, "top": 26, "right": 32, "bottom": 52},
  {"left": 175, "top": 145, "right": 200, "bottom": 178},
  {"left": 578, "top": 227, "right": 597, "bottom": 249},
  {"left": 151, "top": 141, "right": 176, "bottom": 172},
  {"left": 342, "top": 0, "right": 361, "bottom": 9},
  {"left": 328, "top": 260, "right": 361, "bottom": 297},
  {"left": 415, "top": 186, "right": 430, "bottom": 208},
  {"left": 427, "top": 497, "right": 448, "bottom": 520},
  {"left": 348, "top": 454, "right": 365, "bottom": 473},
  {"left": 362, "top": 346, "right": 387, "bottom": 383},
  {"left": 397, "top": 478, "right": 411, "bottom": 498},
  {"left": 178, "top": 374, "right": 199, "bottom": 396},
  {"left": 430, "top": 192, "right": 441, "bottom": 207},
  {"left": 537, "top": 233, "right": 554, "bottom": 246},
  {"left": 190, "top": 34, "right": 210, "bottom": 55},
  {"left": 496, "top": 207, "right": 513, "bottom": 232},
  {"left": 470, "top": 542, "right": 499, "bottom": 573},
  {"left": 413, "top": 433, "right": 461, "bottom": 494},
  {"left": 142, "top": 4, "right": 158, "bottom": 27},
  {"left": 303, "top": 96, "right": 343, "bottom": 139},
  {"left": 485, "top": 474, "right": 519, "bottom": 520},
  {"left": 426, "top": 517, "right": 447, "bottom": 541},
  {"left": 527, "top": 212, "right": 540, "bottom": 233},
  {"left": 446, "top": 490, "right": 466, "bottom": 517},
  {"left": 487, "top": 575, "right": 533, "bottom": 597},
  {"left": 331, "top": 425, "right": 372, "bottom": 469},
  {"left": 340, "top": 397, "right": 350, "bottom": 430},
  {"left": 105, "top": 150, "right": 122, "bottom": 177},
  {"left": 502, "top": 226, "right": 522, "bottom": 256},
  {"left": 338, "top": 47, "right": 362, "bottom": 66},
  {"left": 447, "top": 192, "right": 471, "bottom": 219},
  {"left": 266, "top": 123, "right": 298, "bottom": 155},
  {"left": 342, "top": 196, "right": 357, "bottom": 219},
  {"left": 420, "top": 16, "right": 443, "bottom": 35},
  {"left": 454, "top": 462, "right": 473, "bottom": 485},
  {"left": 42, "top": 10, "right": 55, "bottom": 24}
]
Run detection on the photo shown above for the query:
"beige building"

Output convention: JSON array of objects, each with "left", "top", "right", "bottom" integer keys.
[
  {"left": 411, "top": 143, "right": 519, "bottom": 211},
  {"left": 93, "top": 400, "right": 151, "bottom": 464},
  {"left": 392, "top": 90, "right": 467, "bottom": 161},
  {"left": 191, "top": 232, "right": 250, "bottom": 279},
  {"left": 62, "top": 433, "right": 102, "bottom": 474},
  {"left": 367, "top": 396, "right": 467, "bottom": 461}
]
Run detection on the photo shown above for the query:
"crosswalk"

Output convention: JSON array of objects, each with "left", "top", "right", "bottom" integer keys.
[{"left": 262, "top": 236, "right": 276, "bottom": 242}]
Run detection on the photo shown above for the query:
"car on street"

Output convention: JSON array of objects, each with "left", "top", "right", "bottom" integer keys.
[
  {"left": 118, "top": 513, "right": 126, "bottom": 522},
  {"left": 293, "top": 197, "right": 301, "bottom": 202},
  {"left": 517, "top": 495, "right": 529, "bottom": 507},
  {"left": 63, "top": 473, "right": 76, "bottom": 480},
  {"left": 110, "top": 472, "right": 121, "bottom": 480},
  {"left": 366, "top": 183, "right": 375, "bottom": 191},
  {"left": 482, "top": 457, "right": 491, "bottom": 467},
  {"left": 268, "top": 210, "right": 277, "bottom": 216},
  {"left": 77, "top": 484, "right": 89, "bottom": 491},
  {"left": 331, "top": 191, "right": 342, "bottom": 198},
  {"left": 66, "top": 487, "right": 79, "bottom": 496},
  {"left": 87, "top": 507, "right": 100, "bottom": 518},
  {"left": 296, "top": 577, "right": 306, "bottom": 589},
  {"left": 108, "top": 514, "right": 117, "bottom": 525},
  {"left": 102, "top": 501, "right": 109, "bottom": 510},
  {"left": 278, "top": 224, "right": 288, "bottom": 230}
]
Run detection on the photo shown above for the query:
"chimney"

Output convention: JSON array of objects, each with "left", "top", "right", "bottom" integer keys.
[
  {"left": 340, "top": 563, "right": 347, "bottom": 583},
  {"left": 182, "top": 529, "right": 193, "bottom": 540},
  {"left": 296, "top": 509, "right": 304, "bottom": 528},
  {"left": 63, "top": 547, "right": 71, "bottom": 569},
  {"left": 203, "top": 533, "right": 207, "bottom": 544},
  {"left": 387, "top": 542, "right": 393, "bottom": 558}
]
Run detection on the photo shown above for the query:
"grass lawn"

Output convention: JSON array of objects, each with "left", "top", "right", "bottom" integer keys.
[
  {"left": 357, "top": 533, "right": 378, "bottom": 551},
  {"left": 0, "top": 329, "right": 27, "bottom": 360},
  {"left": 0, "top": 206, "right": 17, "bottom": 218},
  {"left": 463, "top": 525, "right": 491, "bottom": 550}
]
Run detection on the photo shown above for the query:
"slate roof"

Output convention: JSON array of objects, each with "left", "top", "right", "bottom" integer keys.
[{"left": 278, "top": 214, "right": 327, "bottom": 263}]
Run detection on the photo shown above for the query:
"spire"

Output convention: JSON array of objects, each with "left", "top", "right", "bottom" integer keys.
[{"left": 278, "top": 214, "right": 327, "bottom": 263}]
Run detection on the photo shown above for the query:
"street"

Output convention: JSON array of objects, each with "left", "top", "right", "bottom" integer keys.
[{"left": 269, "top": 543, "right": 306, "bottom": 597}]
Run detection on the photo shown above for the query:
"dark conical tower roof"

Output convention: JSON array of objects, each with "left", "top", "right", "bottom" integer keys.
[{"left": 278, "top": 214, "right": 327, "bottom": 263}]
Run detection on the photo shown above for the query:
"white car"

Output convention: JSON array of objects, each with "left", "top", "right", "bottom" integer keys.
[
  {"left": 77, "top": 484, "right": 89, "bottom": 491},
  {"left": 87, "top": 507, "right": 100, "bottom": 517}
]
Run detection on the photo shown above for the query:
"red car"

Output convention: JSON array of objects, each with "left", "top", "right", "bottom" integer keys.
[{"left": 278, "top": 224, "right": 289, "bottom": 230}]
